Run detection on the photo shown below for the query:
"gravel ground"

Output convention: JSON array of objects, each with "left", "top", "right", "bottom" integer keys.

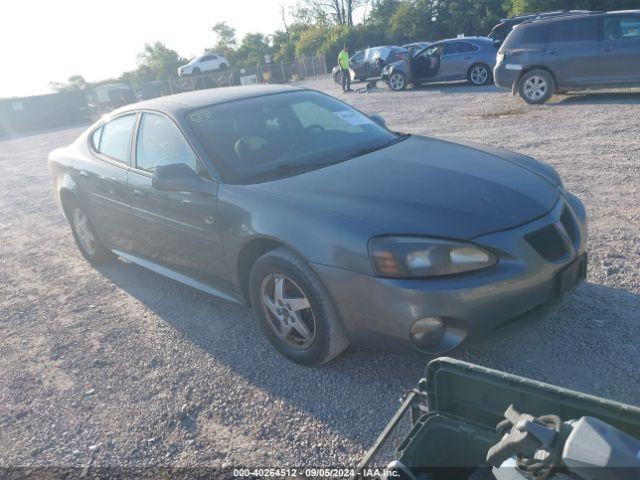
[{"left": 1, "top": 76, "right": 640, "bottom": 472}]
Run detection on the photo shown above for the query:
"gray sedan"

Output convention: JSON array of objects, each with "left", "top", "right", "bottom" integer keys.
[
  {"left": 382, "top": 37, "right": 499, "bottom": 90},
  {"left": 49, "top": 85, "right": 586, "bottom": 365}
]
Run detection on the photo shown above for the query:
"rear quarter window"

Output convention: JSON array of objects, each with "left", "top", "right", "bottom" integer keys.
[
  {"left": 96, "top": 114, "right": 137, "bottom": 163},
  {"left": 91, "top": 126, "right": 103, "bottom": 150},
  {"left": 520, "top": 25, "right": 548, "bottom": 45}
]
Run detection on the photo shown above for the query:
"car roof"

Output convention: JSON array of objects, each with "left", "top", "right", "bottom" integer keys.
[
  {"left": 434, "top": 36, "right": 493, "bottom": 45},
  {"left": 499, "top": 9, "right": 595, "bottom": 24},
  {"left": 366, "top": 45, "right": 406, "bottom": 51},
  {"left": 110, "top": 84, "right": 303, "bottom": 116},
  {"left": 521, "top": 9, "right": 639, "bottom": 27}
]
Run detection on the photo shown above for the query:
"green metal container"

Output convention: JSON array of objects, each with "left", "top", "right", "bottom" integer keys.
[{"left": 354, "top": 357, "right": 640, "bottom": 478}]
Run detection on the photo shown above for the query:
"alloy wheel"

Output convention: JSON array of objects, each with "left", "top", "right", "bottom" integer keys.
[
  {"left": 523, "top": 75, "right": 548, "bottom": 101},
  {"left": 389, "top": 73, "right": 405, "bottom": 91},
  {"left": 73, "top": 208, "right": 96, "bottom": 256},
  {"left": 260, "top": 274, "right": 316, "bottom": 350},
  {"left": 470, "top": 65, "right": 488, "bottom": 85}
]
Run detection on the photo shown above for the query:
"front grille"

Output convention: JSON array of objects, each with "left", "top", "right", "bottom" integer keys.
[
  {"left": 525, "top": 224, "right": 568, "bottom": 261},
  {"left": 560, "top": 206, "right": 578, "bottom": 246}
]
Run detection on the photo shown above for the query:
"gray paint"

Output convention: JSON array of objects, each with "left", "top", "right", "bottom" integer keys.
[
  {"left": 495, "top": 11, "right": 640, "bottom": 90},
  {"left": 384, "top": 37, "right": 498, "bottom": 85},
  {"left": 49, "top": 87, "right": 586, "bottom": 354}
]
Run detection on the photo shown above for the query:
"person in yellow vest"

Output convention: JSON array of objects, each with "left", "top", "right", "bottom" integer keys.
[{"left": 338, "top": 45, "right": 351, "bottom": 93}]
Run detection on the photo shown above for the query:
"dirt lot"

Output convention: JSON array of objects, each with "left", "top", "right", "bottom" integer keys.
[{"left": 1, "top": 76, "right": 640, "bottom": 470}]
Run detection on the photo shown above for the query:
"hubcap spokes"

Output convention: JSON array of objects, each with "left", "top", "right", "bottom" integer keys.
[
  {"left": 472, "top": 66, "right": 487, "bottom": 84},
  {"left": 524, "top": 76, "right": 547, "bottom": 99},
  {"left": 73, "top": 208, "right": 96, "bottom": 255},
  {"left": 390, "top": 74, "right": 403, "bottom": 90},
  {"left": 261, "top": 274, "right": 316, "bottom": 350}
]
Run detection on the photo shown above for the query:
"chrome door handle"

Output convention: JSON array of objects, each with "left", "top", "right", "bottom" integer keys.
[
  {"left": 546, "top": 49, "right": 558, "bottom": 54},
  {"left": 132, "top": 189, "right": 145, "bottom": 197},
  {"left": 79, "top": 169, "right": 89, "bottom": 177}
]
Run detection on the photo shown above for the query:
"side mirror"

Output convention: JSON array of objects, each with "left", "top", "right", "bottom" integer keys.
[
  {"left": 152, "top": 163, "right": 214, "bottom": 195},
  {"left": 370, "top": 114, "right": 386, "bottom": 128}
]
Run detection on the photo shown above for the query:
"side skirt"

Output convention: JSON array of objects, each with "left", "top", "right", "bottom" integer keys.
[{"left": 112, "top": 250, "right": 244, "bottom": 305}]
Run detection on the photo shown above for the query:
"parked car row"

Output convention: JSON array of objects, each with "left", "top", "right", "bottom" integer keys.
[
  {"left": 381, "top": 37, "right": 496, "bottom": 90},
  {"left": 361, "top": 9, "right": 640, "bottom": 104}
]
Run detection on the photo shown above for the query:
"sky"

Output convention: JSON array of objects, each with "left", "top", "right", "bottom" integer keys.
[{"left": 0, "top": 0, "right": 294, "bottom": 98}]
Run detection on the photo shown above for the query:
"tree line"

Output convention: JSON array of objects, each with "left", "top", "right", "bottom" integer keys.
[{"left": 51, "top": 0, "right": 640, "bottom": 92}]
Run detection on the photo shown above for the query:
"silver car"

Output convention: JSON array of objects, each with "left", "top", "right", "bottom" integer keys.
[{"left": 382, "top": 37, "right": 498, "bottom": 90}]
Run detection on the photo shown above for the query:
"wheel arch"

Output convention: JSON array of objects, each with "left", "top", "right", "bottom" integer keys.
[
  {"left": 58, "top": 187, "right": 79, "bottom": 221},
  {"left": 515, "top": 65, "right": 558, "bottom": 93},
  {"left": 236, "top": 236, "right": 298, "bottom": 304}
]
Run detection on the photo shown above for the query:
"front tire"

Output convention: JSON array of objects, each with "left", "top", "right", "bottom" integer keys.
[
  {"left": 518, "top": 69, "right": 554, "bottom": 104},
  {"left": 468, "top": 63, "right": 492, "bottom": 86},
  {"left": 388, "top": 71, "right": 406, "bottom": 91},
  {"left": 66, "top": 199, "right": 113, "bottom": 266},
  {"left": 249, "top": 247, "right": 349, "bottom": 366}
]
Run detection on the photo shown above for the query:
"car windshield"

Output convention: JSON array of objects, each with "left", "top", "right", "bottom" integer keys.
[{"left": 186, "top": 90, "right": 402, "bottom": 183}]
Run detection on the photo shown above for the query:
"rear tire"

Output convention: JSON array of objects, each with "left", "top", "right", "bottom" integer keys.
[
  {"left": 468, "top": 63, "right": 492, "bottom": 86},
  {"left": 249, "top": 247, "right": 349, "bottom": 366},
  {"left": 65, "top": 198, "right": 113, "bottom": 266},
  {"left": 518, "top": 69, "right": 554, "bottom": 104}
]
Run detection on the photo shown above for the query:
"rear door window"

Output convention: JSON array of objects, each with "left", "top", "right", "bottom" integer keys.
[
  {"left": 443, "top": 43, "right": 458, "bottom": 55},
  {"left": 549, "top": 18, "right": 598, "bottom": 42},
  {"left": 458, "top": 42, "right": 478, "bottom": 53},
  {"left": 604, "top": 15, "right": 640, "bottom": 41},
  {"left": 96, "top": 114, "right": 137, "bottom": 163}
]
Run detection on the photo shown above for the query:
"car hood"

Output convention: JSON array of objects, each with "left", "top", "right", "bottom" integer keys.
[{"left": 252, "top": 135, "right": 560, "bottom": 239}]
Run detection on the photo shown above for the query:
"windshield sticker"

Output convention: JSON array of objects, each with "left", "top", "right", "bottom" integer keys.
[
  {"left": 333, "top": 110, "right": 370, "bottom": 126},
  {"left": 189, "top": 111, "right": 212, "bottom": 123}
]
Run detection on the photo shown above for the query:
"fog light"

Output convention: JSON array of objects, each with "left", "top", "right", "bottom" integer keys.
[{"left": 410, "top": 317, "right": 445, "bottom": 350}]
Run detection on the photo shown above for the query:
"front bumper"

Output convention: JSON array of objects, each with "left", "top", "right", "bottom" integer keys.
[
  {"left": 380, "top": 64, "right": 397, "bottom": 82},
  {"left": 314, "top": 194, "right": 587, "bottom": 354}
]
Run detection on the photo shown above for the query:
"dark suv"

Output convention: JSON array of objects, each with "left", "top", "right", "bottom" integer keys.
[{"left": 494, "top": 10, "right": 640, "bottom": 104}]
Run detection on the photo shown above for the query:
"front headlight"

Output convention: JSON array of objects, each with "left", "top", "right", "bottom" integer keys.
[{"left": 369, "top": 236, "right": 497, "bottom": 278}]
